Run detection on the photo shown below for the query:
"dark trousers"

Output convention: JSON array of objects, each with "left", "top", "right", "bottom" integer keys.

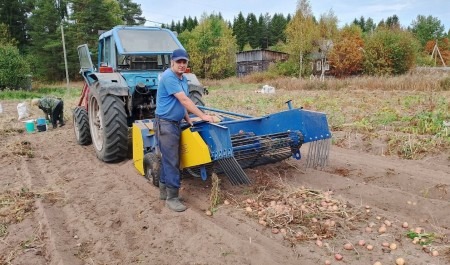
[
  {"left": 51, "top": 101, "right": 64, "bottom": 127},
  {"left": 155, "top": 118, "right": 181, "bottom": 189}
]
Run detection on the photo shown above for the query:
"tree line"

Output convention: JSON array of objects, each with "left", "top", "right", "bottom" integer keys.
[{"left": 0, "top": 0, "right": 449, "bottom": 88}]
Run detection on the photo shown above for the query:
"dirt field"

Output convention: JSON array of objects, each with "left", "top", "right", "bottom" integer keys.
[{"left": 0, "top": 100, "right": 449, "bottom": 265}]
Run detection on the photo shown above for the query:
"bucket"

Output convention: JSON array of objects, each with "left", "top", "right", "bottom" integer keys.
[
  {"left": 25, "top": 120, "right": 35, "bottom": 133},
  {"left": 36, "top": 118, "right": 47, "bottom": 132},
  {"left": 36, "top": 117, "right": 46, "bottom": 126},
  {"left": 37, "top": 124, "right": 47, "bottom": 132}
]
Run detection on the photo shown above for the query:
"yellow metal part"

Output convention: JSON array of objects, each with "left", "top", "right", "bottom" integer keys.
[
  {"left": 132, "top": 120, "right": 154, "bottom": 175},
  {"left": 180, "top": 128, "right": 211, "bottom": 169}
]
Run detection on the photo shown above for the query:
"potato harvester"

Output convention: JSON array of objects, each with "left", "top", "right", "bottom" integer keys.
[{"left": 132, "top": 101, "right": 331, "bottom": 186}]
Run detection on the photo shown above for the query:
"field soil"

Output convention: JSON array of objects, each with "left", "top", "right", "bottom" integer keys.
[{"left": 1, "top": 100, "right": 449, "bottom": 265}]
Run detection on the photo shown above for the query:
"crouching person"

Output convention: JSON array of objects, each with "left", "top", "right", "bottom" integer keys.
[{"left": 31, "top": 97, "right": 65, "bottom": 129}]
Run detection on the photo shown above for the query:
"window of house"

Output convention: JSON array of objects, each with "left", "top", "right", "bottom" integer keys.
[{"left": 316, "top": 61, "right": 322, "bottom": 71}]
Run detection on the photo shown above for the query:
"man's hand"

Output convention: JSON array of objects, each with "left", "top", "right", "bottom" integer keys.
[{"left": 201, "top": 114, "right": 220, "bottom": 123}]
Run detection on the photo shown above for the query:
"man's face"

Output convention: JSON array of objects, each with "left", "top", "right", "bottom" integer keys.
[{"left": 171, "top": 59, "right": 188, "bottom": 75}]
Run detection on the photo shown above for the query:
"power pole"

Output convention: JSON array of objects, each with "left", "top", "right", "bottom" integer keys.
[
  {"left": 58, "top": 0, "right": 69, "bottom": 89},
  {"left": 61, "top": 20, "right": 70, "bottom": 89}
]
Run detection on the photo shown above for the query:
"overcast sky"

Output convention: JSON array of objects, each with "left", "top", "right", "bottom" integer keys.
[{"left": 134, "top": 0, "right": 449, "bottom": 31}]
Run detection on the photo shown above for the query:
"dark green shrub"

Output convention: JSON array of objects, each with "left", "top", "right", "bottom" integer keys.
[
  {"left": 0, "top": 45, "right": 31, "bottom": 90},
  {"left": 363, "top": 29, "right": 419, "bottom": 76}
]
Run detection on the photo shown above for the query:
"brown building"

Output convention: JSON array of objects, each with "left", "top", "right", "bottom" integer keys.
[{"left": 236, "top": 50, "right": 288, "bottom": 77}]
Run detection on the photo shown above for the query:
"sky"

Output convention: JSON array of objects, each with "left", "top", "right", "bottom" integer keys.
[{"left": 134, "top": 0, "right": 450, "bottom": 32}]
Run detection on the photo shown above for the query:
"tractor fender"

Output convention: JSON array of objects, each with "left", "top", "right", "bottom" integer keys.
[{"left": 88, "top": 72, "right": 130, "bottom": 98}]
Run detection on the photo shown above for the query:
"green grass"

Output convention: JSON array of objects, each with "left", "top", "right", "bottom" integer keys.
[
  {"left": 203, "top": 79, "right": 449, "bottom": 160},
  {"left": 0, "top": 87, "right": 81, "bottom": 100}
]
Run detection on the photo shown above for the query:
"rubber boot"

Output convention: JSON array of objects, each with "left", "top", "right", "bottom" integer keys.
[
  {"left": 159, "top": 182, "right": 183, "bottom": 201},
  {"left": 166, "top": 187, "right": 187, "bottom": 212},
  {"left": 159, "top": 182, "right": 167, "bottom": 200}
]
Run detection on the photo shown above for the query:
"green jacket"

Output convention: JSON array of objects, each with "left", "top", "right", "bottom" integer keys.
[{"left": 38, "top": 97, "right": 61, "bottom": 119}]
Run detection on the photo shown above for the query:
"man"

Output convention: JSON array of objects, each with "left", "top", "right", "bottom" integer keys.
[
  {"left": 31, "top": 97, "right": 65, "bottom": 129},
  {"left": 155, "top": 48, "right": 215, "bottom": 212}
]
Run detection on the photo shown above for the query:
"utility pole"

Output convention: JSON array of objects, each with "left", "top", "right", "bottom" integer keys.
[
  {"left": 61, "top": 21, "right": 70, "bottom": 89},
  {"left": 58, "top": 0, "right": 69, "bottom": 89}
]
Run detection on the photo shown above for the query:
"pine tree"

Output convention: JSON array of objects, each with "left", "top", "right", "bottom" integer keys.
[
  {"left": 232, "top": 12, "right": 247, "bottom": 51},
  {"left": 27, "top": 0, "right": 66, "bottom": 81},
  {"left": 182, "top": 16, "right": 188, "bottom": 32},
  {"left": 269, "top": 13, "right": 288, "bottom": 46},
  {"left": 0, "top": 0, "right": 34, "bottom": 51},
  {"left": 246, "top": 13, "right": 259, "bottom": 49},
  {"left": 258, "top": 13, "right": 270, "bottom": 49},
  {"left": 68, "top": 0, "right": 123, "bottom": 68},
  {"left": 117, "top": 0, "right": 146, "bottom": 25}
]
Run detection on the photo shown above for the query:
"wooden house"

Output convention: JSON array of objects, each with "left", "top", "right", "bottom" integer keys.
[{"left": 236, "top": 50, "right": 288, "bottom": 77}]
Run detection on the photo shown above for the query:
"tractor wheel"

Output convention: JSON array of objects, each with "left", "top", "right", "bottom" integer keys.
[
  {"left": 143, "top": 153, "right": 160, "bottom": 187},
  {"left": 188, "top": 91, "right": 205, "bottom": 106},
  {"left": 188, "top": 84, "right": 205, "bottom": 106},
  {"left": 88, "top": 94, "right": 128, "bottom": 162},
  {"left": 73, "top": 106, "right": 91, "bottom": 145}
]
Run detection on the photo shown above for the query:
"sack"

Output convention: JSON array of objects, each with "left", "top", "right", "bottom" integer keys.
[{"left": 17, "top": 102, "right": 30, "bottom": 121}]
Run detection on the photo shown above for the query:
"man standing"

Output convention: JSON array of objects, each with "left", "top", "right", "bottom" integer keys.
[
  {"left": 31, "top": 97, "right": 65, "bottom": 129},
  {"left": 155, "top": 49, "right": 215, "bottom": 212}
]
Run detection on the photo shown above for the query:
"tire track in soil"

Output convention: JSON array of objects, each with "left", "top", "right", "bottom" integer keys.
[
  {"left": 22, "top": 126, "right": 309, "bottom": 265},
  {"left": 5, "top": 118, "right": 449, "bottom": 265}
]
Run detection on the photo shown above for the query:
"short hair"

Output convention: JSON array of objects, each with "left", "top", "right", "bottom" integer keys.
[{"left": 31, "top": 98, "right": 40, "bottom": 106}]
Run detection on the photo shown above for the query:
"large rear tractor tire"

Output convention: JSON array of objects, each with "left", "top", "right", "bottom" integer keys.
[
  {"left": 73, "top": 106, "right": 91, "bottom": 145},
  {"left": 143, "top": 153, "right": 160, "bottom": 187},
  {"left": 88, "top": 94, "right": 128, "bottom": 162},
  {"left": 188, "top": 85, "right": 205, "bottom": 106}
]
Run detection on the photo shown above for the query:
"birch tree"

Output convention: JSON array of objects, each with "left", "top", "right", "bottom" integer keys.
[{"left": 285, "top": 0, "right": 318, "bottom": 77}]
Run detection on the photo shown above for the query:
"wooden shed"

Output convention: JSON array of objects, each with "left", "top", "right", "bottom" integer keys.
[{"left": 236, "top": 50, "right": 288, "bottom": 77}]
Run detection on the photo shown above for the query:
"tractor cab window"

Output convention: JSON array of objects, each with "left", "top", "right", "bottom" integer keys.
[
  {"left": 117, "top": 29, "right": 180, "bottom": 52},
  {"left": 117, "top": 54, "right": 170, "bottom": 71},
  {"left": 99, "top": 36, "right": 113, "bottom": 67}
]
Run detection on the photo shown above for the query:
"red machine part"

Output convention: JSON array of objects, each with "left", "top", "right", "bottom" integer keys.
[{"left": 77, "top": 82, "right": 90, "bottom": 110}]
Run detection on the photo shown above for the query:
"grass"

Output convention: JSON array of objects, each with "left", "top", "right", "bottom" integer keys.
[
  {"left": 0, "top": 84, "right": 81, "bottom": 100},
  {"left": 209, "top": 173, "right": 221, "bottom": 214},
  {"left": 203, "top": 73, "right": 450, "bottom": 160},
  {"left": 2, "top": 73, "right": 449, "bottom": 160}
]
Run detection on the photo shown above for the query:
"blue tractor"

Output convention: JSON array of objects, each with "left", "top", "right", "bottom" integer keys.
[{"left": 73, "top": 26, "right": 205, "bottom": 162}]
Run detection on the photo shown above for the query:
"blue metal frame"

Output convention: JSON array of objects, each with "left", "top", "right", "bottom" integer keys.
[{"left": 139, "top": 106, "right": 331, "bottom": 180}]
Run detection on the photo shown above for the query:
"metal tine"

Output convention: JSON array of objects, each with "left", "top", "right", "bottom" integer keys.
[
  {"left": 219, "top": 159, "right": 238, "bottom": 185},
  {"left": 220, "top": 158, "right": 241, "bottom": 185},
  {"left": 317, "top": 139, "right": 330, "bottom": 168},
  {"left": 324, "top": 138, "right": 331, "bottom": 166},
  {"left": 319, "top": 139, "right": 327, "bottom": 167},
  {"left": 306, "top": 142, "right": 312, "bottom": 168},
  {"left": 220, "top": 157, "right": 251, "bottom": 185},
  {"left": 227, "top": 157, "right": 249, "bottom": 185},
  {"left": 306, "top": 141, "right": 317, "bottom": 168},
  {"left": 306, "top": 139, "right": 331, "bottom": 169},
  {"left": 321, "top": 139, "right": 330, "bottom": 167},
  {"left": 316, "top": 139, "right": 324, "bottom": 168},
  {"left": 320, "top": 140, "right": 327, "bottom": 166},
  {"left": 313, "top": 140, "right": 321, "bottom": 168}
]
